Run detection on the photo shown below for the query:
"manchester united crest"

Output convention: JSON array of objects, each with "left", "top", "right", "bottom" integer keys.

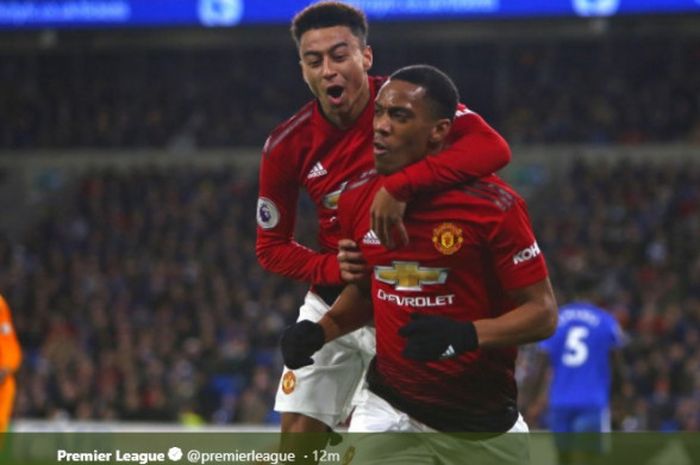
[
  {"left": 432, "top": 223, "right": 463, "bottom": 255},
  {"left": 282, "top": 371, "right": 296, "bottom": 394}
]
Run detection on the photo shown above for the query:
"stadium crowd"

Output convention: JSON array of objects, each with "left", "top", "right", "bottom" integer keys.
[
  {"left": 0, "top": 167, "right": 308, "bottom": 424},
  {"left": 1, "top": 37, "right": 699, "bottom": 149},
  {"left": 0, "top": 158, "right": 697, "bottom": 430}
]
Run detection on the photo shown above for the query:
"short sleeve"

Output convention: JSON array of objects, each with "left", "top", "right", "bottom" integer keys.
[{"left": 489, "top": 198, "right": 549, "bottom": 290}]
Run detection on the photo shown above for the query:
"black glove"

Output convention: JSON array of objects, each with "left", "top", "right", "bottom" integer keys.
[
  {"left": 280, "top": 320, "right": 325, "bottom": 369},
  {"left": 398, "top": 313, "right": 478, "bottom": 361}
]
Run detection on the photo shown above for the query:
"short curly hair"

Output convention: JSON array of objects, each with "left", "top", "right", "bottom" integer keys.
[{"left": 291, "top": 1, "right": 368, "bottom": 48}]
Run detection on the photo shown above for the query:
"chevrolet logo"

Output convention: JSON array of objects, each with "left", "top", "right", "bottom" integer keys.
[{"left": 374, "top": 261, "right": 448, "bottom": 291}]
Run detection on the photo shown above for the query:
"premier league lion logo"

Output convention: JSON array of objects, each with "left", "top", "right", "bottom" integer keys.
[{"left": 257, "top": 197, "right": 280, "bottom": 229}]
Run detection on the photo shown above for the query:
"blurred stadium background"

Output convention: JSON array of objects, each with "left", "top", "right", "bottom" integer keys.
[{"left": 0, "top": 0, "right": 698, "bottom": 434}]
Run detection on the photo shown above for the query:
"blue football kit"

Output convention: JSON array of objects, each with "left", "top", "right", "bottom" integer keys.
[{"left": 539, "top": 302, "right": 624, "bottom": 436}]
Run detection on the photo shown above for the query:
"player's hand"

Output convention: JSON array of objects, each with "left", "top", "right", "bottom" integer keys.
[
  {"left": 398, "top": 313, "right": 478, "bottom": 361},
  {"left": 280, "top": 320, "right": 325, "bottom": 369},
  {"left": 370, "top": 187, "right": 408, "bottom": 250},
  {"left": 337, "top": 239, "right": 368, "bottom": 283}
]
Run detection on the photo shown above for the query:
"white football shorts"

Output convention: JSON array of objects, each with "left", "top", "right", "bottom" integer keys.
[
  {"left": 345, "top": 389, "right": 530, "bottom": 465},
  {"left": 274, "top": 291, "right": 376, "bottom": 428}
]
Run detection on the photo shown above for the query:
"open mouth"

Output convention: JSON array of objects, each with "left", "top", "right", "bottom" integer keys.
[
  {"left": 326, "top": 85, "right": 345, "bottom": 105},
  {"left": 373, "top": 140, "right": 388, "bottom": 156}
]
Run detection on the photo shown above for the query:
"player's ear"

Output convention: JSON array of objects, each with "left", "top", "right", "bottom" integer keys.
[
  {"left": 362, "top": 45, "right": 373, "bottom": 71},
  {"left": 429, "top": 119, "right": 452, "bottom": 145}
]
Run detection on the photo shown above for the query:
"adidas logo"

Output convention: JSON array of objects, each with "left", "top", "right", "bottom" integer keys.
[
  {"left": 440, "top": 344, "right": 456, "bottom": 359},
  {"left": 307, "top": 162, "right": 327, "bottom": 179},
  {"left": 362, "top": 230, "right": 381, "bottom": 245}
]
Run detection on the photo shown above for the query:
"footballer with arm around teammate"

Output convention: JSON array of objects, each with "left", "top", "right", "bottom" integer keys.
[
  {"left": 255, "top": 1, "right": 513, "bottom": 440},
  {"left": 281, "top": 65, "right": 557, "bottom": 462}
]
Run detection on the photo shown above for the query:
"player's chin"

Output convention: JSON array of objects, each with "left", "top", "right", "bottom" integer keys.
[
  {"left": 374, "top": 159, "right": 390, "bottom": 175},
  {"left": 374, "top": 151, "right": 392, "bottom": 174}
]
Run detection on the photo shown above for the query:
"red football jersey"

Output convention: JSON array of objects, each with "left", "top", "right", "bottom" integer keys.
[
  {"left": 256, "top": 76, "right": 511, "bottom": 287},
  {"left": 338, "top": 172, "right": 549, "bottom": 431}
]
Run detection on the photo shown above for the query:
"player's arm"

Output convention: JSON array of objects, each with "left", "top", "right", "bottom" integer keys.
[
  {"left": 280, "top": 281, "right": 373, "bottom": 369},
  {"left": 318, "top": 281, "right": 373, "bottom": 341},
  {"left": 385, "top": 107, "right": 511, "bottom": 200},
  {"left": 279, "top": 186, "right": 374, "bottom": 368},
  {"left": 474, "top": 278, "right": 557, "bottom": 347},
  {"left": 373, "top": 108, "right": 511, "bottom": 248},
  {"left": 476, "top": 195, "right": 558, "bottom": 347},
  {"left": 400, "top": 278, "right": 557, "bottom": 360},
  {"left": 255, "top": 140, "right": 343, "bottom": 286}
]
